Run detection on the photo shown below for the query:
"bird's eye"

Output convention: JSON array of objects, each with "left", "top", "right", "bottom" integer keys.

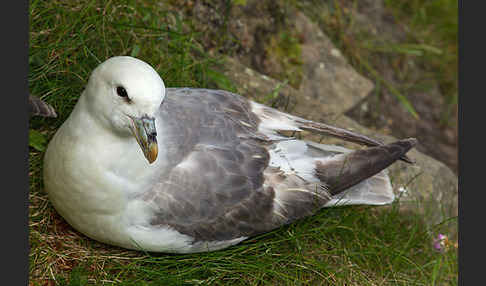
[
  {"left": 116, "top": 86, "right": 131, "bottom": 103},
  {"left": 116, "top": 86, "right": 128, "bottom": 97}
]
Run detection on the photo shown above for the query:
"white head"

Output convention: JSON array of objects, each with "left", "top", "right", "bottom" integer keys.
[{"left": 83, "top": 56, "right": 165, "bottom": 163}]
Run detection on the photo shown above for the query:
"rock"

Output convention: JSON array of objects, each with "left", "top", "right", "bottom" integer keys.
[
  {"left": 294, "top": 11, "right": 374, "bottom": 115},
  {"left": 297, "top": 0, "right": 458, "bottom": 174},
  {"left": 190, "top": 0, "right": 373, "bottom": 115},
  {"left": 218, "top": 56, "right": 298, "bottom": 107}
]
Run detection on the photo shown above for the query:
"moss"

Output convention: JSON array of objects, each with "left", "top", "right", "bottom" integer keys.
[{"left": 264, "top": 30, "right": 303, "bottom": 89}]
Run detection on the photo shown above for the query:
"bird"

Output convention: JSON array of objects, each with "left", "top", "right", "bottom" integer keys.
[
  {"left": 43, "top": 56, "right": 417, "bottom": 253},
  {"left": 29, "top": 94, "right": 57, "bottom": 118}
]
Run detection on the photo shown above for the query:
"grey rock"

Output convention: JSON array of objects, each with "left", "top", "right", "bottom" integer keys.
[
  {"left": 191, "top": 0, "right": 373, "bottom": 115},
  {"left": 295, "top": 11, "right": 374, "bottom": 116}
]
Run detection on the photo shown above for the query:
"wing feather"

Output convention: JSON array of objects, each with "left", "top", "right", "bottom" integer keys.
[{"left": 146, "top": 89, "right": 278, "bottom": 242}]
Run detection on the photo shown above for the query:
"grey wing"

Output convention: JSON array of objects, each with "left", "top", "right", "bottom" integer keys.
[
  {"left": 146, "top": 89, "right": 280, "bottom": 242},
  {"left": 141, "top": 88, "right": 416, "bottom": 243},
  {"left": 29, "top": 94, "right": 57, "bottom": 118}
]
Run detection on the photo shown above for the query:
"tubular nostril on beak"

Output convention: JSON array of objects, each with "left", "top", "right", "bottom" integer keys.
[
  {"left": 148, "top": 131, "right": 157, "bottom": 140},
  {"left": 140, "top": 115, "right": 157, "bottom": 141}
]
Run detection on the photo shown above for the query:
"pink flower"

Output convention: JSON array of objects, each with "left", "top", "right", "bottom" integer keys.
[{"left": 433, "top": 233, "right": 448, "bottom": 252}]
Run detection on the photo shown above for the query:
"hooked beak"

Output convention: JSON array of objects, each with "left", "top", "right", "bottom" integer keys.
[{"left": 129, "top": 115, "right": 158, "bottom": 164}]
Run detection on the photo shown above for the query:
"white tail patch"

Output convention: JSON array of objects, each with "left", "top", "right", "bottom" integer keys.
[{"left": 323, "top": 170, "right": 395, "bottom": 207}]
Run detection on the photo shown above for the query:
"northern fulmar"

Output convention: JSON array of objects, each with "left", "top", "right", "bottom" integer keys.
[{"left": 43, "top": 56, "right": 416, "bottom": 253}]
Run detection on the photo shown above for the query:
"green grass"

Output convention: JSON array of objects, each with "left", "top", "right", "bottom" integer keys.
[{"left": 29, "top": 1, "right": 457, "bottom": 285}]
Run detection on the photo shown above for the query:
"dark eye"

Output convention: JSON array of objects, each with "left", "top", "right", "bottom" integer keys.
[
  {"left": 116, "top": 86, "right": 128, "bottom": 97},
  {"left": 116, "top": 86, "right": 131, "bottom": 102}
]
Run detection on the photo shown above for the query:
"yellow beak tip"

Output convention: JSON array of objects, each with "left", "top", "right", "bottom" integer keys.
[{"left": 146, "top": 144, "right": 158, "bottom": 164}]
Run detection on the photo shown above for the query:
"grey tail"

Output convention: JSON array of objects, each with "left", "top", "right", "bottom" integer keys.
[
  {"left": 29, "top": 95, "right": 57, "bottom": 118},
  {"left": 315, "top": 138, "right": 417, "bottom": 196}
]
